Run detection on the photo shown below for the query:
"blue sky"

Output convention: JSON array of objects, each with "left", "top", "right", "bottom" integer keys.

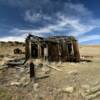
[{"left": 0, "top": 0, "right": 100, "bottom": 44}]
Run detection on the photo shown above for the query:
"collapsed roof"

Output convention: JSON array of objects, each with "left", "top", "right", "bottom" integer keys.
[{"left": 25, "top": 34, "right": 80, "bottom": 62}]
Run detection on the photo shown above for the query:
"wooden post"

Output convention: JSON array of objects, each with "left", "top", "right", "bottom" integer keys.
[
  {"left": 25, "top": 39, "right": 29, "bottom": 60},
  {"left": 44, "top": 45, "right": 48, "bottom": 61},
  {"left": 72, "top": 40, "right": 80, "bottom": 62},
  {"left": 38, "top": 44, "right": 42, "bottom": 58},
  {"left": 30, "top": 61, "right": 35, "bottom": 81},
  {"left": 39, "top": 45, "right": 42, "bottom": 58},
  {"left": 66, "top": 43, "right": 69, "bottom": 61},
  {"left": 58, "top": 43, "right": 61, "bottom": 62},
  {"left": 29, "top": 40, "right": 32, "bottom": 59}
]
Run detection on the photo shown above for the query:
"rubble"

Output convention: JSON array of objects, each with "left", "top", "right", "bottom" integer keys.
[
  {"left": 41, "top": 66, "right": 50, "bottom": 74},
  {"left": 86, "top": 91, "right": 100, "bottom": 100},
  {"left": 85, "top": 85, "right": 100, "bottom": 95},
  {"left": 81, "top": 84, "right": 90, "bottom": 91},
  {"left": 0, "top": 65, "right": 8, "bottom": 70},
  {"left": 0, "top": 40, "right": 99, "bottom": 100},
  {"left": 47, "top": 65, "right": 62, "bottom": 71},
  {"left": 62, "top": 86, "right": 75, "bottom": 93},
  {"left": 14, "top": 48, "right": 22, "bottom": 54},
  {"left": 10, "top": 82, "right": 21, "bottom": 86},
  {"left": 68, "top": 70, "right": 78, "bottom": 75},
  {"left": 33, "top": 83, "right": 39, "bottom": 91}
]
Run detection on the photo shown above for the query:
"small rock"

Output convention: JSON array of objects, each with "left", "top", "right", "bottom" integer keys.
[
  {"left": 42, "top": 67, "right": 50, "bottom": 74},
  {"left": 81, "top": 84, "right": 90, "bottom": 90},
  {"left": 34, "top": 83, "right": 39, "bottom": 91},
  {"left": 81, "top": 62, "right": 86, "bottom": 64},
  {"left": 10, "top": 82, "right": 21, "bottom": 86},
  {"left": 0, "top": 65, "right": 8, "bottom": 70},
  {"left": 92, "top": 81, "right": 99, "bottom": 86},
  {"left": 20, "top": 68, "right": 25, "bottom": 72},
  {"left": 38, "top": 63, "right": 43, "bottom": 68},
  {"left": 68, "top": 70, "right": 78, "bottom": 75},
  {"left": 63, "top": 86, "right": 74, "bottom": 93},
  {"left": 81, "top": 84, "right": 91, "bottom": 95},
  {"left": 23, "top": 81, "right": 29, "bottom": 87},
  {"left": 20, "top": 77, "right": 26, "bottom": 82}
]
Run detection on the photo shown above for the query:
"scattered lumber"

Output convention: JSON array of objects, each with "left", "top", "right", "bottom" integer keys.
[
  {"left": 46, "top": 65, "right": 62, "bottom": 71},
  {"left": 85, "top": 85, "right": 100, "bottom": 100},
  {"left": 6, "top": 58, "right": 25, "bottom": 67},
  {"left": 86, "top": 85, "right": 100, "bottom": 95},
  {"left": 86, "top": 91, "right": 100, "bottom": 100},
  {"left": 0, "top": 65, "right": 8, "bottom": 70}
]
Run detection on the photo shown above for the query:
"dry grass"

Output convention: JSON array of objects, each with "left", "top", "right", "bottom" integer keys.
[{"left": 0, "top": 43, "right": 100, "bottom": 100}]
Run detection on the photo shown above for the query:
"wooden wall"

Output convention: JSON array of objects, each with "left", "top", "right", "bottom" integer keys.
[
  {"left": 48, "top": 42, "right": 59, "bottom": 62},
  {"left": 72, "top": 40, "right": 80, "bottom": 62},
  {"left": 25, "top": 37, "right": 80, "bottom": 62}
]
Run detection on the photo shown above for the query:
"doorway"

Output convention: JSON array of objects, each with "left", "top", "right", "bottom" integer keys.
[{"left": 31, "top": 44, "right": 38, "bottom": 58}]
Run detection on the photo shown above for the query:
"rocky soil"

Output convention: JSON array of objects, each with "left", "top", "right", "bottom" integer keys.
[{"left": 0, "top": 43, "right": 100, "bottom": 100}]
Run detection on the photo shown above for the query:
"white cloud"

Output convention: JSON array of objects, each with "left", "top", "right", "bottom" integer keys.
[
  {"left": 66, "top": 3, "right": 92, "bottom": 16},
  {"left": 0, "top": 0, "right": 33, "bottom": 8},
  {"left": 24, "top": 10, "right": 41, "bottom": 22},
  {"left": 0, "top": 1, "right": 100, "bottom": 44},
  {"left": 24, "top": 3, "right": 92, "bottom": 23},
  {"left": 79, "top": 35, "right": 100, "bottom": 43},
  {"left": 6, "top": 15, "right": 100, "bottom": 42},
  {"left": 23, "top": 3, "right": 97, "bottom": 38},
  {"left": 0, "top": 36, "right": 25, "bottom": 42},
  {"left": 24, "top": 10, "right": 52, "bottom": 22}
]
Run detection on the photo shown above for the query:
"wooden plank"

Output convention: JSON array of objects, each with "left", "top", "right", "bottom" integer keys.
[{"left": 47, "top": 65, "right": 62, "bottom": 71}]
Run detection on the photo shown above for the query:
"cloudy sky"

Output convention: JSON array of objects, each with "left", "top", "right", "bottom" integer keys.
[{"left": 0, "top": 0, "right": 100, "bottom": 44}]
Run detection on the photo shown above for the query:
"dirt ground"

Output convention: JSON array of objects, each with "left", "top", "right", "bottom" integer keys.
[{"left": 0, "top": 43, "right": 100, "bottom": 100}]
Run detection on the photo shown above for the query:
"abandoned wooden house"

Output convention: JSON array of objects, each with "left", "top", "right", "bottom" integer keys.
[
  {"left": 14, "top": 48, "right": 22, "bottom": 54},
  {"left": 25, "top": 34, "right": 80, "bottom": 62}
]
